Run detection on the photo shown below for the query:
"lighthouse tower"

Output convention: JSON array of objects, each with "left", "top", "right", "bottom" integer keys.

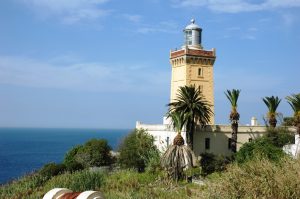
[{"left": 170, "top": 19, "right": 216, "bottom": 124}]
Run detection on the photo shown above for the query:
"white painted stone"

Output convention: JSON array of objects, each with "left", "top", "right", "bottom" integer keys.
[
  {"left": 283, "top": 134, "right": 300, "bottom": 158},
  {"left": 43, "top": 188, "right": 72, "bottom": 199},
  {"left": 77, "top": 191, "right": 105, "bottom": 199}
]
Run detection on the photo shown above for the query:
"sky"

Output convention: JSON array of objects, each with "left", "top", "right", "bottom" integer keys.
[{"left": 0, "top": 0, "right": 299, "bottom": 128}]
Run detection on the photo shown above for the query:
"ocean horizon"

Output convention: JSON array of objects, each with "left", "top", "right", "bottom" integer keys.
[{"left": 0, "top": 127, "right": 131, "bottom": 184}]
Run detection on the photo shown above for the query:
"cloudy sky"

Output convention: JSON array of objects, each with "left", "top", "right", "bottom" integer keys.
[{"left": 0, "top": 0, "right": 299, "bottom": 128}]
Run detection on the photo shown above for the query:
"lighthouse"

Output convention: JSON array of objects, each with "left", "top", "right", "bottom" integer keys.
[{"left": 169, "top": 19, "right": 216, "bottom": 124}]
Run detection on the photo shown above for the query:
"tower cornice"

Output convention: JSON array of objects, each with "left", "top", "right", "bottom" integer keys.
[{"left": 170, "top": 48, "right": 216, "bottom": 59}]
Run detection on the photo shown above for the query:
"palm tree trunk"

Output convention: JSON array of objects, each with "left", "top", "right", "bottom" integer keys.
[
  {"left": 231, "top": 121, "right": 238, "bottom": 153},
  {"left": 190, "top": 120, "right": 195, "bottom": 150},
  {"left": 269, "top": 117, "right": 277, "bottom": 128},
  {"left": 186, "top": 119, "right": 193, "bottom": 150}
]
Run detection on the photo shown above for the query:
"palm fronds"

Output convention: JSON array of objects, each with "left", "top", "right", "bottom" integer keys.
[
  {"left": 161, "top": 145, "right": 197, "bottom": 181},
  {"left": 225, "top": 89, "right": 241, "bottom": 110},
  {"left": 262, "top": 96, "right": 281, "bottom": 128},
  {"left": 167, "top": 85, "right": 213, "bottom": 149}
]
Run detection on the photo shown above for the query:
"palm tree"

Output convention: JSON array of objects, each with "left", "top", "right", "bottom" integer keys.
[
  {"left": 167, "top": 111, "right": 186, "bottom": 146},
  {"left": 162, "top": 111, "right": 196, "bottom": 181},
  {"left": 262, "top": 96, "right": 281, "bottom": 128},
  {"left": 167, "top": 85, "right": 212, "bottom": 150},
  {"left": 286, "top": 93, "right": 300, "bottom": 135},
  {"left": 225, "top": 89, "right": 241, "bottom": 153}
]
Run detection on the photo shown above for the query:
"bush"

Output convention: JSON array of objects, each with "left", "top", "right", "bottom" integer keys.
[
  {"left": 64, "top": 139, "right": 113, "bottom": 169},
  {"left": 202, "top": 157, "right": 300, "bottom": 199},
  {"left": 266, "top": 127, "right": 294, "bottom": 147},
  {"left": 39, "top": 163, "right": 66, "bottom": 179},
  {"left": 200, "top": 153, "right": 231, "bottom": 176},
  {"left": 283, "top": 117, "right": 294, "bottom": 126},
  {"left": 235, "top": 136, "right": 286, "bottom": 164},
  {"left": 118, "top": 129, "right": 160, "bottom": 172}
]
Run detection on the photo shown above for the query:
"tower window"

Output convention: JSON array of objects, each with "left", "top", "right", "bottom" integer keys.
[
  {"left": 198, "top": 68, "right": 203, "bottom": 76},
  {"left": 198, "top": 85, "right": 203, "bottom": 92},
  {"left": 205, "top": 138, "right": 210, "bottom": 150}
]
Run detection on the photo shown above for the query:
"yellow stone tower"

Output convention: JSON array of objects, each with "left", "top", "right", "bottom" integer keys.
[{"left": 170, "top": 19, "right": 216, "bottom": 124}]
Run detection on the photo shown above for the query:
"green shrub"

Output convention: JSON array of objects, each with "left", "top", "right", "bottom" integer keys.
[
  {"left": 283, "top": 117, "right": 294, "bottom": 126},
  {"left": 200, "top": 153, "right": 231, "bottom": 176},
  {"left": 266, "top": 126, "right": 294, "bottom": 147},
  {"left": 64, "top": 139, "right": 113, "bottom": 169},
  {"left": 118, "top": 129, "right": 160, "bottom": 172},
  {"left": 39, "top": 163, "right": 66, "bottom": 179},
  {"left": 65, "top": 161, "right": 84, "bottom": 173},
  {"left": 235, "top": 136, "right": 286, "bottom": 164}
]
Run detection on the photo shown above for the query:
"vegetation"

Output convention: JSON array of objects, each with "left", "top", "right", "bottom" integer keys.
[
  {"left": 283, "top": 116, "right": 294, "bottom": 126},
  {"left": 199, "top": 153, "right": 231, "bottom": 176},
  {"left": 235, "top": 136, "right": 286, "bottom": 164},
  {"left": 225, "top": 89, "right": 241, "bottom": 153},
  {"left": 167, "top": 85, "right": 212, "bottom": 150},
  {"left": 0, "top": 169, "right": 203, "bottom": 199},
  {"left": 162, "top": 111, "right": 197, "bottom": 181},
  {"left": 262, "top": 96, "right": 281, "bottom": 128},
  {"left": 235, "top": 127, "right": 293, "bottom": 164},
  {"left": 39, "top": 163, "right": 66, "bottom": 179},
  {"left": 202, "top": 157, "right": 300, "bottom": 199},
  {"left": 286, "top": 93, "right": 300, "bottom": 134},
  {"left": 64, "top": 139, "right": 114, "bottom": 169},
  {"left": 118, "top": 129, "right": 160, "bottom": 172}
]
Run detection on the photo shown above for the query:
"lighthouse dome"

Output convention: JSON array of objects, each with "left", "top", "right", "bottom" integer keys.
[{"left": 185, "top": 19, "right": 201, "bottom": 30}]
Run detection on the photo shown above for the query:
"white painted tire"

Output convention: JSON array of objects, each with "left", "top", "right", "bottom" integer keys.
[
  {"left": 77, "top": 191, "right": 105, "bottom": 199},
  {"left": 43, "top": 188, "right": 73, "bottom": 199}
]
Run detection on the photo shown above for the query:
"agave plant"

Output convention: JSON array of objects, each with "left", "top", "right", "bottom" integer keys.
[
  {"left": 262, "top": 96, "right": 281, "bottom": 128},
  {"left": 162, "top": 111, "right": 197, "bottom": 181},
  {"left": 225, "top": 89, "right": 241, "bottom": 153},
  {"left": 286, "top": 93, "right": 300, "bottom": 135}
]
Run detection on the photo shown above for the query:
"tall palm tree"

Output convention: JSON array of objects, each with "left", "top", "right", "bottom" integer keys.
[
  {"left": 225, "top": 89, "right": 241, "bottom": 153},
  {"left": 286, "top": 93, "right": 300, "bottom": 135},
  {"left": 167, "top": 85, "right": 212, "bottom": 150},
  {"left": 262, "top": 96, "right": 281, "bottom": 128}
]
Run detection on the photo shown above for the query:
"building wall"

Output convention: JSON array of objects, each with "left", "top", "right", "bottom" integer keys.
[
  {"left": 193, "top": 127, "right": 267, "bottom": 156},
  {"left": 136, "top": 121, "right": 294, "bottom": 156}
]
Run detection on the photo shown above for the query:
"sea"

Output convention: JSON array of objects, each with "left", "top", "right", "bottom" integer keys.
[{"left": 0, "top": 128, "right": 131, "bottom": 184}]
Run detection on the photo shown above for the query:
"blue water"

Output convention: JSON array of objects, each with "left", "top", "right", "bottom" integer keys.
[{"left": 0, "top": 128, "right": 130, "bottom": 184}]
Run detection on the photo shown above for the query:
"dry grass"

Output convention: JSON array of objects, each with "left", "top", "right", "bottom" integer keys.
[{"left": 201, "top": 156, "right": 300, "bottom": 199}]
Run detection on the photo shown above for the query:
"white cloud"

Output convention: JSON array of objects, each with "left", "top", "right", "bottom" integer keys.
[
  {"left": 21, "top": 0, "right": 111, "bottom": 24},
  {"left": 0, "top": 55, "right": 169, "bottom": 92},
  {"left": 123, "top": 14, "right": 143, "bottom": 23},
  {"left": 281, "top": 13, "right": 297, "bottom": 26},
  {"left": 223, "top": 26, "right": 258, "bottom": 40},
  {"left": 137, "top": 21, "right": 178, "bottom": 34},
  {"left": 172, "top": 0, "right": 300, "bottom": 13}
]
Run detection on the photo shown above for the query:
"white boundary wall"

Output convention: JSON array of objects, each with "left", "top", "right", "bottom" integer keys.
[{"left": 136, "top": 119, "right": 296, "bottom": 156}]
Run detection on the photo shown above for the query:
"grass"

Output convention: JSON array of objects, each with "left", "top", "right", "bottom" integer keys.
[
  {"left": 201, "top": 156, "right": 300, "bottom": 199},
  {"left": 2, "top": 156, "right": 300, "bottom": 198},
  {"left": 0, "top": 169, "right": 202, "bottom": 199}
]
